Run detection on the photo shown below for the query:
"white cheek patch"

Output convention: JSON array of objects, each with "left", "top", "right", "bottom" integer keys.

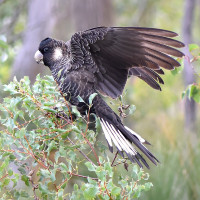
[{"left": 53, "top": 48, "right": 63, "bottom": 60}]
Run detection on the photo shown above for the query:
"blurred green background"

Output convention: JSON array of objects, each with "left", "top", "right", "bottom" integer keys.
[{"left": 0, "top": 0, "right": 199, "bottom": 199}]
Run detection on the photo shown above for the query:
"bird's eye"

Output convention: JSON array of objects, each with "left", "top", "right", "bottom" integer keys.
[{"left": 43, "top": 47, "right": 49, "bottom": 53}]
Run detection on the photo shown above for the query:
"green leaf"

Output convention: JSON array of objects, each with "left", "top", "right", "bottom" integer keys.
[
  {"left": 8, "top": 169, "right": 13, "bottom": 176},
  {"left": 41, "top": 106, "right": 57, "bottom": 113},
  {"left": 57, "top": 69, "right": 64, "bottom": 79},
  {"left": 129, "top": 105, "right": 136, "bottom": 115},
  {"left": 58, "top": 146, "right": 66, "bottom": 157},
  {"left": 133, "top": 188, "right": 141, "bottom": 198},
  {"left": 61, "top": 182, "right": 67, "bottom": 189},
  {"left": 1, "top": 52, "right": 8, "bottom": 62},
  {"left": 40, "top": 169, "right": 51, "bottom": 178},
  {"left": 20, "top": 191, "right": 29, "bottom": 198},
  {"left": 189, "top": 43, "right": 199, "bottom": 51},
  {"left": 21, "top": 175, "right": 30, "bottom": 186},
  {"left": 171, "top": 63, "right": 184, "bottom": 76},
  {"left": 87, "top": 177, "right": 97, "bottom": 185},
  {"left": 47, "top": 140, "right": 57, "bottom": 156},
  {"left": 89, "top": 93, "right": 98, "bottom": 105},
  {"left": 85, "top": 162, "right": 96, "bottom": 172},
  {"left": 67, "top": 150, "right": 76, "bottom": 161},
  {"left": 58, "top": 188, "right": 64, "bottom": 200},
  {"left": 0, "top": 157, "right": 9, "bottom": 173},
  {"left": 131, "top": 165, "right": 138, "bottom": 180},
  {"left": 137, "top": 170, "right": 144, "bottom": 180},
  {"left": 190, "top": 84, "right": 200, "bottom": 103},
  {"left": 0, "top": 40, "right": 8, "bottom": 49},
  {"left": 11, "top": 178, "right": 18, "bottom": 188},
  {"left": 118, "top": 179, "right": 128, "bottom": 188},
  {"left": 95, "top": 117, "right": 101, "bottom": 133},
  {"left": 18, "top": 167, "right": 26, "bottom": 175},
  {"left": 104, "top": 162, "right": 113, "bottom": 177},
  {"left": 3, "top": 81, "right": 19, "bottom": 95},
  {"left": 99, "top": 156, "right": 104, "bottom": 164},
  {"left": 143, "top": 173, "right": 150, "bottom": 181},
  {"left": 111, "top": 186, "right": 121, "bottom": 196},
  {"left": 183, "top": 84, "right": 200, "bottom": 103},
  {"left": 50, "top": 169, "right": 56, "bottom": 182},
  {"left": 59, "top": 162, "right": 68, "bottom": 171},
  {"left": 96, "top": 166, "right": 106, "bottom": 181},
  {"left": 71, "top": 106, "right": 81, "bottom": 117},
  {"left": 144, "top": 182, "right": 153, "bottom": 191},
  {"left": 43, "top": 102, "right": 56, "bottom": 106},
  {"left": 39, "top": 183, "right": 49, "bottom": 195},
  {"left": 77, "top": 95, "right": 85, "bottom": 103},
  {"left": 182, "top": 91, "right": 186, "bottom": 99},
  {"left": 15, "top": 128, "right": 26, "bottom": 138},
  {"left": 74, "top": 184, "right": 79, "bottom": 191},
  {"left": 2, "top": 178, "right": 10, "bottom": 187},
  {"left": 83, "top": 184, "right": 99, "bottom": 199},
  {"left": 54, "top": 151, "right": 60, "bottom": 163}
]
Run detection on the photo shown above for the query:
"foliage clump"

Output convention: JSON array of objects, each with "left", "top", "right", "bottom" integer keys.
[
  {"left": 0, "top": 75, "right": 152, "bottom": 199},
  {"left": 182, "top": 44, "right": 200, "bottom": 103}
]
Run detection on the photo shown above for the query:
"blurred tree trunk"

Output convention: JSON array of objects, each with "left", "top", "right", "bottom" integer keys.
[
  {"left": 11, "top": 0, "right": 72, "bottom": 82},
  {"left": 71, "top": 0, "right": 113, "bottom": 32},
  {"left": 182, "top": 0, "right": 196, "bottom": 132}
]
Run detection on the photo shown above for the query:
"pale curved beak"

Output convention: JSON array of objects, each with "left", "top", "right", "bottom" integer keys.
[{"left": 34, "top": 50, "right": 43, "bottom": 64}]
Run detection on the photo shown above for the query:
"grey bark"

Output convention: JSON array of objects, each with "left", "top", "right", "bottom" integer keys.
[
  {"left": 182, "top": 0, "right": 196, "bottom": 132},
  {"left": 71, "top": 0, "right": 113, "bottom": 31}
]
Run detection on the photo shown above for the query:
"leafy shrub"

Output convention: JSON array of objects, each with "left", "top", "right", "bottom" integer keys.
[{"left": 0, "top": 75, "right": 152, "bottom": 199}]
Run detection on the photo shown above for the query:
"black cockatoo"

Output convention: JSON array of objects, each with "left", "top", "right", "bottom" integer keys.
[{"left": 34, "top": 27, "right": 184, "bottom": 168}]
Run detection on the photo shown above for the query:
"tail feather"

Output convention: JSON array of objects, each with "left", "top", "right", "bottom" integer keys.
[
  {"left": 100, "top": 117, "right": 159, "bottom": 168},
  {"left": 94, "top": 95, "right": 159, "bottom": 169},
  {"left": 100, "top": 119, "right": 113, "bottom": 153},
  {"left": 125, "top": 126, "right": 151, "bottom": 145},
  {"left": 101, "top": 119, "right": 124, "bottom": 157}
]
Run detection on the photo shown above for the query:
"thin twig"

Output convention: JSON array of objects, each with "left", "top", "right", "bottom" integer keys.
[
  {"left": 57, "top": 177, "right": 68, "bottom": 190},
  {"left": 67, "top": 136, "right": 95, "bottom": 166},
  {"left": 112, "top": 159, "right": 127, "bottom": 167},
  {"left": 23, "top": 135, "right": 49, "bottom": 170},
  {"left": 80, "top": 132, "right": 100, "bottom": 166},
  {"left": 0, "top": 149, "right": 29, "bottom": 155},
  {"left": 28, "top": 170, "right": 39, "bottom": 200},
  {"left": 0, "top": 173, "right": 8, "bottom": 181},
  {"left": 5, "top": 130, "right": 47, "bottom": 169},
  {"left": 57, "top": 171, "right": 98, "bottom": 190},
  {"left": 104, "top": 182, "right": 113, "bottom": 200},
  {"left": 68, "top": 172, "right": 98, "bottom": 180},
  {"left": 39, "top": 129, "right": 72, "bottom": 142},
  {"left": 18, "top": 116, "right": 42, "bottom": 128},
  {"left": 2, "top": 105, "right": 13, "bottom": 118},
  {"left": 24, "top": 135, "right": 33, "bottom": 152},
  {"left": 111, "top": 151, "right": 118, "bottom": 167}
]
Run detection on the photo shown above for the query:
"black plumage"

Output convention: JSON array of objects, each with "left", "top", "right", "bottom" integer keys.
[{"left": 34, "top": 27, "right": 184, "bottom": 168}]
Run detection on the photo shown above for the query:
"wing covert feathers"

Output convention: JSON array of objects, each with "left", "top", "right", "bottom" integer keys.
[{"left": 69, "top": 26, "right": 184, "bottom": 97}]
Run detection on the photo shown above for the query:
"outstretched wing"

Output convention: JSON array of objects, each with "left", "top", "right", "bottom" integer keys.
[{"left": 68, "top": 27, "right": 184, "bottom": 98}]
